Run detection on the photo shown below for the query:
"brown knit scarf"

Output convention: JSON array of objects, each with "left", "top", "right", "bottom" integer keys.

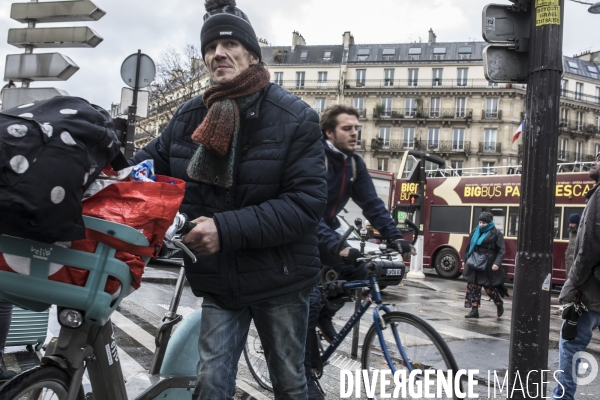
[{"left": 191, "top": 63, "right": 271, "bottom": 156}]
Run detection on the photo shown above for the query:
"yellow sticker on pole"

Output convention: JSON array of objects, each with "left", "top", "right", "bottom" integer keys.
[
  {"left": 536, "top": 0, "right": 561, "bottom": 26},
  {"left": 536, "top": 0, "right": 558, "bottom": 6}
]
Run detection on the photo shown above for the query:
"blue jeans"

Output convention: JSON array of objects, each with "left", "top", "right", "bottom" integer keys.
[
  {"left": 552, "top": 310, "right": 600, "bottom": 400},
  {"left": 192, "top": 288, "right": 311, "bottom": 400}
]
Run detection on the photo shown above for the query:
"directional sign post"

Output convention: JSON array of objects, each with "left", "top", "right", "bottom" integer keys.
[
  {"left": 1, "top": 0, "right": 105, "bottom": 110},
  {"left": 120, "top": 51, "right": 156, "bottom": 158},
  {"left": 4, "top": 53, "right": 79, "bottom": 81}
]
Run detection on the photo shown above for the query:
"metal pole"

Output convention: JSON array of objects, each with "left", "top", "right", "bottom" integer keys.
[
  {"left": 508, "top": 1, "right": 564, "bottom": 398},
  {"left": 350, "top": 289, "right": 361, "bottom": 358},
  {"left": 21, "top": 0, "right": 38, "bottom": 89},
  {"left": 407, "top": 153, "right": 426, "bottom": 279},
  {"left": 124, "top": 49, "right": 141, "bottom": 159}
]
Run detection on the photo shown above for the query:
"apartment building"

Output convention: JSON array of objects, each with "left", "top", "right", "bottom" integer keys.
[
  {"left": 135, "top": 30, "right": 600, "bottom": 175},
  {"left": 260, "top": 30, "right": 600, "bottom": 175}
]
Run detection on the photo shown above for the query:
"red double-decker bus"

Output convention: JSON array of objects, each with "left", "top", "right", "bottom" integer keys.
[{"left": 393, "top": 155, "right": 593, "bottom": 285}]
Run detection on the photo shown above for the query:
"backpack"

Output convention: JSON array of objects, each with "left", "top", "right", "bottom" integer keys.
[{"left": 0, "top": 96, "right": 122, "bottom": 243}]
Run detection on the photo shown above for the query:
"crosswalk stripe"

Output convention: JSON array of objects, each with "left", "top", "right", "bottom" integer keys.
[
  {"left": 236, "top": 379, "right": 271, "bottom": 400},
  {"left": 111, "top": 311, "right": 157, "bottom": 353}
]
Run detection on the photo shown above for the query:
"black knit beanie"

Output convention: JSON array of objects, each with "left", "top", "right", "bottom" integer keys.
[
  {"left": 479, "top": 212, "right": 494, "bottom": 224},
  {"left": 200, "top": 0, "right": 262, "bottom": 62}
]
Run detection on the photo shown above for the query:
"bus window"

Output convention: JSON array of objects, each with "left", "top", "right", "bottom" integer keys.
[
  {"left": 562, "top": 206, "right": 585, "bottom": 239},
  {"left": 507, "top": 207, "right": 519, "bottom": 237},
  {"left": 473, "top": 206, "right": 507, "bottom": 234},
  {"left": 554, "top": 208, "right": 561, "bottom": 239},
  {"left": 429, "top": 206, "right": 471, "bottom": 233}
]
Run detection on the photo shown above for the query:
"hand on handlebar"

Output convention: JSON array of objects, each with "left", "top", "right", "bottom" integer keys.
[
  {"left": 339, "top": 247, "right": 362, "bottom": 266},
  {"left": 182, "top": 216, "right": 220, "bottom": 255},
  {"left": 391, "top": 239, "right": 417, "bottom": 256}
]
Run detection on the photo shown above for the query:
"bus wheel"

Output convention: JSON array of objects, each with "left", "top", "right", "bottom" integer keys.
[{"left": 434, "top": 249, "right": 462, "bottom": 279}]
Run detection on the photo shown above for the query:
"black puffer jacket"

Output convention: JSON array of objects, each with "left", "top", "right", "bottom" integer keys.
[
  {"left": 132, "top": 83, "right": 327, "bottom": 307},
  {"left": 462, "top": 227, "right": 506, "bottom": 286}
]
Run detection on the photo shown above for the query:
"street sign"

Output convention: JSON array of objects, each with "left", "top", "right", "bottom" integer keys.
[
  {"left": 4, "top": 53, "right": 79, "bottom": 81},
  {"left": 10, "top": 1, "right": 105, "bottom": 23},
  {"left": 120, "top": 53, "right": 155, "bottom": 89},
  {"left": 1, "top": 87, "right": 68, "bottom": 111},
  {"left": 8, "top": 27, "right": 103, "bottom": 48},
  {"left": 482, "top": 4, "right": 531, "bottom": 44},
  {"left": 483, "top": 45, "right": 529, "bottom": 83},
  {"left": 119, "top": 88, "right": 149, "bottom": 118}
]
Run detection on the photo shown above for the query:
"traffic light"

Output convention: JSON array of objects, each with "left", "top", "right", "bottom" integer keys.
[
  {"left": 409, "top": 194, "right": 421, "bottom": 209},
  {"left": 482, "top": 0, "right": 532, "bottom": 83}
]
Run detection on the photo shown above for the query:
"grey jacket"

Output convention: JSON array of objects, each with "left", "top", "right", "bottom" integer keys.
[
  {"left": 565, "top": 228, "right": 577, "bottom": 277},
  {"left": 559, "top": 183, "right": 600, "bottom": 312}
]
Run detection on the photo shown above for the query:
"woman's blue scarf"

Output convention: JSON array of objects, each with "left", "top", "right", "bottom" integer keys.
[{"left": 466, "top": 223, "right": 495, "bottom": 259}]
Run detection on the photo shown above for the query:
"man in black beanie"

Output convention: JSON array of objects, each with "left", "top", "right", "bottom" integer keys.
[{"left": 131, "top": 1, "right": 327, "bottom": 399}]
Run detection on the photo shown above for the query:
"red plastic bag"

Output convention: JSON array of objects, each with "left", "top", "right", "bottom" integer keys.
[{"left": 0, "top": 175, "right": 186, "bottom": 295}]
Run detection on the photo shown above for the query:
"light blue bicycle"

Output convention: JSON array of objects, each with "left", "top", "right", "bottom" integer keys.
[{"left": 0, "top": 214, "right": 203, "bottom": 400}]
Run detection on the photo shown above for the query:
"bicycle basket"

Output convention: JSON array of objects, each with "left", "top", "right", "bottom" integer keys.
[{"left": 0, "top": 216, "right": 150, "bottom": 326}]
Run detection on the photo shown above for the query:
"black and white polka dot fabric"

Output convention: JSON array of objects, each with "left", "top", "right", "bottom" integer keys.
[{"left": 0, "top": 96, "right": 121, "bottom": 243}]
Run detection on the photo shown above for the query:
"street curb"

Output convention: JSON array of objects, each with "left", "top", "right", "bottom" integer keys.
[
  {"left": 141, "top": 276, "right": 182, "bottom": 285},
  {"left": 402, "top": 279, "right": 439, "bottom": 291}
]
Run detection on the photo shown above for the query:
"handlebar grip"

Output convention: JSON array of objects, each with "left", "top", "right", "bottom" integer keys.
[
  {"left": 404, "top": 219, "right": 420, "bottom": 245},
  {"left": 334, "top": 226, "right": 356, "bottom": 258},
  {"left": 180, "top": 221, "right": 197, "bottom": 236}
]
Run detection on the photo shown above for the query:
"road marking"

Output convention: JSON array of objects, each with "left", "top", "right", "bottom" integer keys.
[
  {"left": 158, "top": 304, "right": 197, "bottom": 319},
  {"left": 111, "top": 311, "right": 156, "bottom": 352}
]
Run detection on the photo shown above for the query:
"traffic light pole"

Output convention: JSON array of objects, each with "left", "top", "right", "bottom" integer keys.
[
  {"left": 508, "top": 0, "right": 564, "bottom": 398},
  {"left": 407, "top": 153, "right": 426, "bottom": 279}
]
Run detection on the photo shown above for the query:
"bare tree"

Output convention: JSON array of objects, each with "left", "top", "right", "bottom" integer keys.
[{"left": 147, "top": 44, "right": 207, "bottom": 133}]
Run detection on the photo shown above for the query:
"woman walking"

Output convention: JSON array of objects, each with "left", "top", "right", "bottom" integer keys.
[{"left": 463, "top": 212, "right": 506, "bottom": 319}]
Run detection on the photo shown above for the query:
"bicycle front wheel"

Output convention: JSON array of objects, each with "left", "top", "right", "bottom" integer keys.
[
  {"left": 0, "top": 365, "right": 84, "bottom": 400},
  {"left": 361, "top": 311, "right": 460, "bottom": 400},
  {"left": 243, "top": 320, "right": 273, "bottom": 391}
]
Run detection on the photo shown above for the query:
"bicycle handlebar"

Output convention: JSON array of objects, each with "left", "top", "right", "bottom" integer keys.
[{"left": 334, "top": 218, "right": 420, "bottom": 258}]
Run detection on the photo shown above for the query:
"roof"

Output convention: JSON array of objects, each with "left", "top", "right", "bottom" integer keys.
[
  {"left": 261, "top": 45, "right": 344, "bottom": 66},
  {"left": 563, "top": 56, "right": 600, "bottom": 82},
  {"left": 346, "top": 42, "right": 487, "bottom": 63}
]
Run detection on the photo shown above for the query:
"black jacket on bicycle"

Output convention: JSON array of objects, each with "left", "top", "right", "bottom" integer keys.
[
  {"left": 132, "top": 83, "right": 327, "bottom": 308},
  {"left": 318, "top": 140, "right": 403, "bottom": 256}
]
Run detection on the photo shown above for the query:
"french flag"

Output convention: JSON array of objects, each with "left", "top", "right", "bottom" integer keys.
[{"left": 513, "top": 120, "right": 525, "bottom": 143}]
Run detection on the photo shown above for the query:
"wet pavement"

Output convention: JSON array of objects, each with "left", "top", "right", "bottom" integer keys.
[{"left": 2, "top": 265, "right": 600, "bottom": 399}]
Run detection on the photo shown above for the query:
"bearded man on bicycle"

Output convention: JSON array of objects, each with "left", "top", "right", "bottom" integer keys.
[
  {"left": 303, "top": 104, "right": 413, "bottom": 399},
  {"left": 132, "top": 1, "right": 327, "bottom": 398}
]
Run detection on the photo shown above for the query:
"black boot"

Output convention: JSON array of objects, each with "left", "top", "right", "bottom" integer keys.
[
  {"left": 465, "top": 307, "right": 479, "bottom": 318},
  {"left": 497, "top": 302, "right": 504, "bottom": 318}
]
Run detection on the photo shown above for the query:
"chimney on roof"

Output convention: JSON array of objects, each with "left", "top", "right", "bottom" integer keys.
[
  {"left": 257, "top": 38, "right": 269, "bottom": 47},
  {"left": 342, "top": 31, "right": 354, "bottom": 49},
  {"left": 291, "top": 31, "right": 306, "bottom": 52},
  {"left": 428, "top": 28, "right": 437, "bottom": 44}
]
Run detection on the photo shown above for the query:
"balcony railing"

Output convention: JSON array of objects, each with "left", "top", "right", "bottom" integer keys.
[
  {"left": 347, "top": 79, "right": 526, "bottom": 90},
  {"left": 557, "top": 151, "right": 596, "bottom": 163},
  {"left": 373, "top": 108, "right": 473, "bottom": 119},
  {"left": 272, "top": 80, "right": 340, "bottom": 90},
  {"left": 479, "top": 142, "right": 502, "bottom": 153},
  {"left": 482, "top": 110, "right": 503, "bottom": 120},
  {"left": 559, "top": 120, "right": 600, "bottom": 135},
  {"left": 370, "top": 139, "right": 471, "bottom": 153}
]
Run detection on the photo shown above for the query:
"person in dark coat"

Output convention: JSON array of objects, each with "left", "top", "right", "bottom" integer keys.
[
  {"left": 553, "top": 155, "right": 600, "bottom": 400},
  {"left": 564, "top": 213, "right": 580, "bottom": 277},
  {"left": 462, "top": 212, "right": 506, "bottom": 319},
  {"left": 131, "top": 1, "right": 327, "bottom": 398}
]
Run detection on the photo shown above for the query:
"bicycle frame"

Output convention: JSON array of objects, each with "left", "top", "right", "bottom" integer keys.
[{"left": 319, "top": 276, "right": 409, "bottom": 375}]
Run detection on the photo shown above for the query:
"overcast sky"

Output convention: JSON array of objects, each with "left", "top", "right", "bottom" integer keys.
[{"left": 0, "top": 0, "right": 598, "bottom": 110}]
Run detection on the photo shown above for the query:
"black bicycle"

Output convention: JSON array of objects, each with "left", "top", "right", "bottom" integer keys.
[{"left": 244, "top": 219, "right": 461, "bottom": 399}]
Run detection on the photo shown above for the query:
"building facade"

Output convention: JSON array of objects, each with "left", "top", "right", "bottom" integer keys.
[{"left": 260, "top": 30, "right": 600, "bottom": 175}]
